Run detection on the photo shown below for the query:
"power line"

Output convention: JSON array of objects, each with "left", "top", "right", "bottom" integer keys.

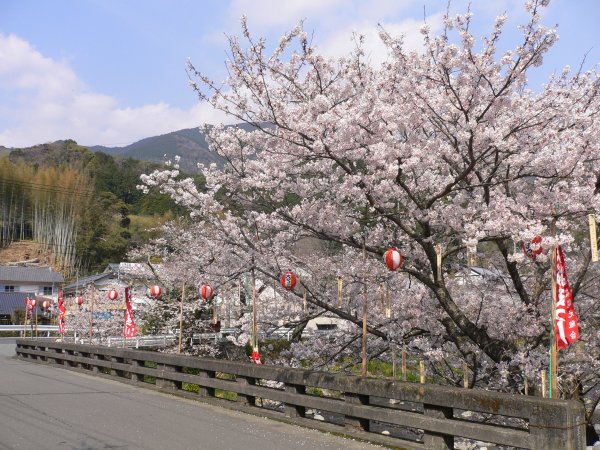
[{"left": 0, "top": 178, "right": 96, "bottom": 197}]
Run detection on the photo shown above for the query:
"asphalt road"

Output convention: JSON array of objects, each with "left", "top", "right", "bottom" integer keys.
[{"left": 0, "top": 338, "right": 381, "bottom": 450}]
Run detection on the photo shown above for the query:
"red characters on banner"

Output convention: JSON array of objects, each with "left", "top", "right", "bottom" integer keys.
[
  {"left": 75, "top": 296, "right": 83, "bottom": 306},
  {"left": 280, "top": 271, "right": 297, "bottom": 290},
  {"left": 384, "top": 248, "right": 403, "bottom": 271},
  {"left": 42, "top": 300, "right": 50, "bottom": 309},
  {"left": 124, "top": 287, "right": 137, "bottom": 338},
  {"left": 149, "top": 285, "right": 162, "bottom": 298},
  {"left": 555, "top": 245, "right": 579, "bottom": 350},
  {"left": 58, "top": 291, "right": 65, "bottom": 335},
  {"left": 108, "top": 289, "right": 119, "bottom": 300},
  {"left": 200, "top": 284, "right": 214, "bottom": 301},
  {"left": 522, "top": 235, "right": 543, "bottom": 260}
]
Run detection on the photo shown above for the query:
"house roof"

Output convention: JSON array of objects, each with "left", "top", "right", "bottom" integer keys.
[
  {"left": 0, "top": 266, "right": 64, "bottom": 284},
  {"left": 0, "top": 292, "right": 41, "bottom": 315},
  {"left": 63, "top": 272, "right": 115, "bottom": 293}
]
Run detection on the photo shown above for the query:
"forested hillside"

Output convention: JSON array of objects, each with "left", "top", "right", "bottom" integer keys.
[{"left": 0, "top": 140, "right": 202, "bottom": 276}]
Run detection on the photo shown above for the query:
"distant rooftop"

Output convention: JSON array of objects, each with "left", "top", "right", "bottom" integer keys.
[{"left": 0, "top": 266, "right": 64, "bottom": 284}]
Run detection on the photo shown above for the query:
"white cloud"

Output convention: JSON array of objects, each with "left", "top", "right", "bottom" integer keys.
[
  {"left": 0, "top": 34, "right": 230, "bottom": 148},
  {"left": 316, "top": 14, "right": 444, "bottom": 66}
]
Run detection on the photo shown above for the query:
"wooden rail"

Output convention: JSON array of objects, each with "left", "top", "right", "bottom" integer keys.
[{"left": 15, "top": 339, "right": 585, "bottom": 449}]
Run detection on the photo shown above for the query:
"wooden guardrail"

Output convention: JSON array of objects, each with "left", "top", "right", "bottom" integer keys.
[{"left": 15, "top": 339, "right": 585, "bottom": 449}]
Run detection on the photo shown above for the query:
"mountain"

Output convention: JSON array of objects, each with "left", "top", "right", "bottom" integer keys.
[
  {"left": 89, "top": 127, "right": 220, "bottom": 172},
  {"left": 89, "top": 123, "right": 262, "bottom": 172}
]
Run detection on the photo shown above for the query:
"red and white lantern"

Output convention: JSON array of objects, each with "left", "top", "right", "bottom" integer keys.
[
  {"left": 384, "top": 248, "right": 403, "bottom": 271},
  {"left": 108, "top": 289, "right": 119, "bottom": 300},
  {"left": 30, "top": 298, "right": 37, "bottom": 307},
  {"left": 42, "top": 300, "right": 50, "bottom": 309},
  {"left": 75, "top": 296, "right": 83, "bottom": 306},
  {"left": 149, "top": 285, "right": 162, "bottom": 298},
  {"left": 522, "top": 235, "right": 543, "bottom": 260},
  {"left": 200, "top": 284, "right": 214, "bottom": 301},
  {"left": 280, "top": 271, "right": 297, "bottom": 290}
]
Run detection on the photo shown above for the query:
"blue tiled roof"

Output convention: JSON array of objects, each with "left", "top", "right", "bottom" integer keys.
[{"left": 0, "top": 292, "right": 42, "bottom": 315}]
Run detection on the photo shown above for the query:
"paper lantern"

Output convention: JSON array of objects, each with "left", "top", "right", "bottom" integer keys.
[
  {"left": 280, "top": 271, "right": 297, "bottom": 290},
  {"left": 30, "top": 298, "right": 37, "bottom": 307},
  {"left": 149, "top": 285, "right": 162, "bottom": 298},
  {"left": 108, "top": 289, "right": 119, "bottom": 300},
  {"left": 522, "top": 236, "right": 543, "bottom": 260},
  {"left": 200, "top": 284, "right": 214, "bottom": 301},
  {"left": 42, "top": 300, "right": 50, "bottom": 309},
  {"left": 384, "top": 248, "right": 403, "bottom": 271},
  {"left": 75, "top": 296, "right": 83, "bottom": 306}
]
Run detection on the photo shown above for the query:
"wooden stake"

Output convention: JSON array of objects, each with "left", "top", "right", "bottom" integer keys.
[
  {"left": 419, "top": 360, "right": 425, "bottom": 384},
  {"left": 337, "top": 276, "right": 342, "bottom": 308},
  {"left": 385, "top": 285, "right": 391, "bottom": 319},
  {"left": 213, "top": 290, "right": 218, "bottom": 325},
  {"left": 524, "top": 377, "right": 529, "bottom": 396},
  {"left": 252, "top": 268, "right": 257, "bottom": 350},
  {"left": 436, "top": 244, "right": 443, "bottom": 281},
  {"left": 303, "top": 288, "right": 307, "bottom": 312},
  {"left": 550, "top": 208, "right": 558, "bottom": 399},
  {"left": 541, "top": 370, "right": 547, "bottom": 398},
  {"left": 89, "top": 285, "right": 95, "bottom": 344},
  {"left": 463, "top": 362, "right": 469, "bottom": 388},
  {"left": 23, "top": 302, "right": 28, "bottom": 338},
  {"left": 361, "top": 241, "right": 368, "bottom": 377},
  {"left": 589, "top": 213, "right": 598, "bottom": 262},
  {"left": 178, "top": 282, "right": 185, "bottom": 354}
]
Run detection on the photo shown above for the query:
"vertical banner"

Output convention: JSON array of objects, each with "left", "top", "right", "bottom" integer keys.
[
  {"left": 589, "top": 214, "right": 598, "bottom": 262},
  {"left": 124, "top": 287, "right": 137, "bottom": 338},
  {"left": 58, "top": 292, "right": 65, "bottom": 335},
  {"left": 337, "top": 276, "right": 343, "bottom": 307},
  {"left": 555, "top": 246, "right": 579, "bottom": 350}
]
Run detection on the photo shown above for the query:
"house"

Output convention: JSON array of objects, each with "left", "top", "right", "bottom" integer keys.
[
  {"left": 0, "top": 266, "right": 63, "bottom": 324},
  {"left": 63, "top": 263, "right": 159, "bottom": 308},
  {"left": 0, "top": 292, "right": 47, "bottom": 325},
  {"left": 0, "top": 266, "right": 64, "bottom": 297}
]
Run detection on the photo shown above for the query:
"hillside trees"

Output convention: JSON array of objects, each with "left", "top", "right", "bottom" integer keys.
[
  {"left": 141, "top": 0, "right": 600, "bottom": 400},
  {"left": 2, "top": 141, "right": 194, "bottom": 273}
]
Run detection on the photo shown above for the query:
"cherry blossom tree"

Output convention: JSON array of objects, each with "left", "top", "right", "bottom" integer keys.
[{"left": 139, "top": 0, "right": 600, "bottom": 419}]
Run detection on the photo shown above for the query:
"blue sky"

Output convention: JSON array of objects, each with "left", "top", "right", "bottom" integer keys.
[{"left": 0, "top": 0, "right": 598, "bottom": 148}]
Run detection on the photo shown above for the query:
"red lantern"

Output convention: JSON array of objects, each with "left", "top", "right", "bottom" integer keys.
[
  {"left": 149, "top": 285, "right": 162, "bottom": 298},
  {"left": 200, "top": 284, "right": 214, "bottom": 301},
  {"left": 108, "top": 289, "right": 119, "bottom": 300},
  {"left": 75, "top": 296, "right": 83, "bottom": 306},
  {"left": 42, "top": 300, "right": 50, "bottom": 309},
  {"left": 523, "top": 235, "right": 543, "bottom": 260},
  {"left": 384, "top": 248, "right": 403, "bottom": 271},
  {"left": 280, "top": 271, "right": 297, "bottom": 290},
  {"left": 30, "top": 298, "right": 37, "bottom": 307}
]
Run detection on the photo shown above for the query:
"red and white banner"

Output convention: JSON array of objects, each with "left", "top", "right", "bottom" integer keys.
[
  {"left": 58, "top": 291, "right": 65, "bottom": 335},
  {"left": 124, "top": 287, "right": 137, "bottom": 338},
  {"left": 555, "top": 246, "right": 579, "bottom": 350}
]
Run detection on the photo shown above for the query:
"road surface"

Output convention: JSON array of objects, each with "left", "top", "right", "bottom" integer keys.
[{"left": 0, "top": 338, "right": 380, "bottom": 450}]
